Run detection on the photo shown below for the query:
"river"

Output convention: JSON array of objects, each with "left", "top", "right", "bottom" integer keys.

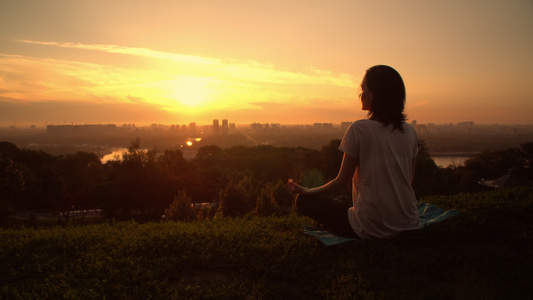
[
  {"left": 101, "top": 148, "right": 474, "bottom": 168},
  {"left": 431, "top": 154, "right": 476, "bottom": 168},
  {"left": 100, "top": 147, "right": 198, "bottom": 163},
  {"left": 101, "top": 148, "right": 129, "bottom": 163}
]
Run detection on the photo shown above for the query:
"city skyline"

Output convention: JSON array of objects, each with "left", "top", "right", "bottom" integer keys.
[
  {"left": 1, "top": 1, "right": 533, "bottom": 126},
  {"left": 0, "top": 118, "right": 505, "bottom": 130}
]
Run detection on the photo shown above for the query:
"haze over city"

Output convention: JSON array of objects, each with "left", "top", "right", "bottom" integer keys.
[{"left": 1, "top": 0, "right": 532, "bottom": 127}]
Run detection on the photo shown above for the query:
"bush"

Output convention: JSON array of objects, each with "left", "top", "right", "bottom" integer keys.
[
  {"left": 1, "top": 188, "right": 532, "bottom": 299},
  {"left": 254, "top": 182, "right": 281, "bottom": 216}
]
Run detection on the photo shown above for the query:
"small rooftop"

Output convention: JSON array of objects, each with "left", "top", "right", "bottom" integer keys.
[{"left": 479, "top": 168, "right": 533, "bottom": 189}]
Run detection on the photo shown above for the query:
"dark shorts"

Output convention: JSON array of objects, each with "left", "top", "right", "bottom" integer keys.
[{"left": 296, "top": 194, "right": 359, "bottom": 239}]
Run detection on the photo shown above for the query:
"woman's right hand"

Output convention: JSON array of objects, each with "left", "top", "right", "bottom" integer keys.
[{"left": 287, "top": 179, "right": 309, "bottom": 194}]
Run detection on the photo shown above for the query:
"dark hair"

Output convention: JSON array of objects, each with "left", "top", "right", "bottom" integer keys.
[{"left": 364, "top": 65, "right": 407, "bottom": 132}]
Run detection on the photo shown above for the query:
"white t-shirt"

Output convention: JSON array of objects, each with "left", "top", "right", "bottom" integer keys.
[{"left": 339, "top": 119, "right": 421, "bottom": 239}]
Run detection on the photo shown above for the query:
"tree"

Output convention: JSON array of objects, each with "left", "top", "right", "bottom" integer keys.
[
  {"left": 157, "top": 149, "right": 188, "bottom": 176},
  {"left": 35, "top": 166, "right": 70, "bottom": 220},
  {"left": 111, "top": 139, "right": 174, "bottom": 220},
  {"left": 219, "top": 178, "right": 254, "bottom": 217},
  {"left": 521, "top": 142, "right": 533, "bottom": 179},
  {"left": 0, "top": 157, "right": 25, "bottom": 222},
  {"left": 412, "top": 139, "right": 448, "bottom": 197},
  {"left": 89, "top": 181, "right": 121, "bottom": 219},
  {"left": 59, "top": 152, "right": 103, "bottom": 220},
  {"left": 164, "top": 190, "right": 194, "bottom": 221},
  {"left": 457, "top": 146, "right": 530, "bottom": 192},
  {"left": 191, "top": 145, "right": 224, "bottom": 202},
  {"left": 320, "top": 139, "right": 343, "bottom": 181},
  {"left": 254, "top": 182, "right": 280, "bottom": 216}
]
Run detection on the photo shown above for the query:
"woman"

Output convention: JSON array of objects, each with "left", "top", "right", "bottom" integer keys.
[{"left": 288, "top": 65, "right": 420, "bottom": 239}]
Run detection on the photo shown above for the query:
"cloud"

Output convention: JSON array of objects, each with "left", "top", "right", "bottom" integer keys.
[
  {"left": 2, "top": 41, "right": 361, "bottom": 124},
  {"left": 0, "top": 53, "right": 151, "bottom": 103},
  {"left": 17, "top": 40, "right": 221, "bottom": 65},
  {"left": 0, "top": 97, "right": 177, "bottom": 126},
  {"left": 16, "top": 40, "right": 357, "bottom": 88},
  {"left": 126, "top": 95, "right": 145, "bottom": 104},
  {"left": 407, "top": 100, "right": 429, "bottom": 108}
]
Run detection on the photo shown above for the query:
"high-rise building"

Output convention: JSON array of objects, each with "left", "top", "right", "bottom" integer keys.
[
  {"left": 221, "top": 119, "right": 229, "bottom": 135},
  {"left": 341, "top": 121, "right": 352, "bottom": 131},
  {"left": 212, "top": 119, "right": 220, "bottom": 135},
  {"left": 189, "top": 122, "right": 196, "bottom": 135}
]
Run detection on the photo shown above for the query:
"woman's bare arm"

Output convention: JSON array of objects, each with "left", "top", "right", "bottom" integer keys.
[
  {"left": 288, "top": 153, "right": 358, "bottom": 195},
  {"left": 411, "top": 157, "right": 416, "bottom": 184}
]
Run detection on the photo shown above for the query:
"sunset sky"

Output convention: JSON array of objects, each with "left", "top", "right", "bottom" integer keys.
[{"left": 1, "top": 0, "right": 532, "bottom": 127}]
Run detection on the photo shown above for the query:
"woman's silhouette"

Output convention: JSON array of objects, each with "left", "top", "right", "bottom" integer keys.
[{"left": 288, "top": 65, "right": 420, "bottom": 239}]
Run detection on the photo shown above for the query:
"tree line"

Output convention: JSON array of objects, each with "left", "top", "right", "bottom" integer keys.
[{"left": 1, "top": 139, "right": 532, "bottom": 224}]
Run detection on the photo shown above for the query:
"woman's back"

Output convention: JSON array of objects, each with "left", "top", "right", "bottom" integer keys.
[{"left": 340, "top": 119, "right": 420, "bottom": 239}]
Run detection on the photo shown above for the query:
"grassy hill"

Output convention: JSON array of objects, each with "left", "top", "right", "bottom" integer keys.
[{"left": 1, "top": 187, "right": 532, "bottom": 299}]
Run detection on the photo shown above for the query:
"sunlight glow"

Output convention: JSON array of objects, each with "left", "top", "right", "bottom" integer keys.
[
  {"left": 1, "top": 42, "right": 367, "bottom": 124},
  {"left": 171, "top": 77, "right": 212, "bottom": 108}
]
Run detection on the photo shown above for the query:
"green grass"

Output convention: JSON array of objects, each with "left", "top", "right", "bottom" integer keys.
[{"left": 1, "top": 187, "right": 533, "bottom": 299}]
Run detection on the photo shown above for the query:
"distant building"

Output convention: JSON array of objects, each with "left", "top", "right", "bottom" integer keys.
[
  {"left": 341, "top": 122, "right": 352, "bottom": 131},
  {"left": 313, "top": 122, "right": 333, "bottom": 129},
  {"left": 427, "top": 123, "right": 436, "bottom": 133},
  {"left": 189, "top": 122, "right": 196, "bottom": 135},
  {"left": 47, "top": 124, "right": 117, "bottom": 136},
  {"left": 270, "top": 123, "right": 281, "bottom": 130},
  {"left": 169, "top": 124, "right": 180, "bottom": 133},
  {"left": 250, "top": 122, "right": 262, "bottom": 130},
  {"left": 121, "top": 124, "right": 135, "bottom": 129},
  {"left": 212, "top": 119, "right": 220, "bottom": 135},
  {"left": 221, "top": 119, "right": 229, "bottom": 135},
  {"left": 416, "top": 124, "right": 427, "bottom": 134}
]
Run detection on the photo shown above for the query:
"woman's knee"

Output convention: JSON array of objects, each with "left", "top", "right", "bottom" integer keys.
[
  {"left": 295, "top": 193, "right": 320, "bottom": 216},
  {"left": 295, "top": 193, "right": 308, "bottom": 213}
]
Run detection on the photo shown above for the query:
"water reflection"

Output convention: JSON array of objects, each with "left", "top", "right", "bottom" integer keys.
[
  {"left": 432, "top": 156, "right": 469, "bottom": 168},
  {"left": 100, "top": 140, "right": 201, "bottom": 163},
  {"left": 101, "top": 148, "right": 129, "bottom": 163}
]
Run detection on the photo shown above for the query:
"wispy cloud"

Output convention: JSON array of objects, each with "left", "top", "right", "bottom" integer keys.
[
  {"left": 2, "top": 41, "right": 359, "bottom": 117},
  {"left": 17, "top": 40, "right": 221, "bottom": 65},
  {"left": 0, "top": 53, "right": 160, "bottom": 103},
  {"left": 16, "top": 40, "right": 357, "bottom": 88},
  {"left": 407, "top": 100, "right": 429, "bottom": 108}
]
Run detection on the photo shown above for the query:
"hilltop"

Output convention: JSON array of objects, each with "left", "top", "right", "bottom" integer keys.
[{"left": 1, "top": 187, "right": 532, "bottom": 299}]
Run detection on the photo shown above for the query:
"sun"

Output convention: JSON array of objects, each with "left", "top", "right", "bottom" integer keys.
[{"left": 172, "top": 77, "right": 212, "bottom": 107}]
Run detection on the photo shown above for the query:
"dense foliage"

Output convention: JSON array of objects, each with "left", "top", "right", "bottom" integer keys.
[
  {"left": 413, "top": 141, "right": 533, "bottom": 197},
  {"left": 0, "top": 139, "right": 339, "bottom": 222},
  {"left": 1, "top": 187, "right": 532, "bottom": 299},
  {"left": 1, "top": 139, "right": 532, "bottom": 223}
]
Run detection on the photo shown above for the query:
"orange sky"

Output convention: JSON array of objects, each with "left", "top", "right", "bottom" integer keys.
[{"left": 1, "top": 0, "right": 532, "bottom": 126}]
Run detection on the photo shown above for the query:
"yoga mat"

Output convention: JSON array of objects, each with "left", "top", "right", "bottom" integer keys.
[{"left": 304, "top": 203, "right": 459, "bottom": 246}]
